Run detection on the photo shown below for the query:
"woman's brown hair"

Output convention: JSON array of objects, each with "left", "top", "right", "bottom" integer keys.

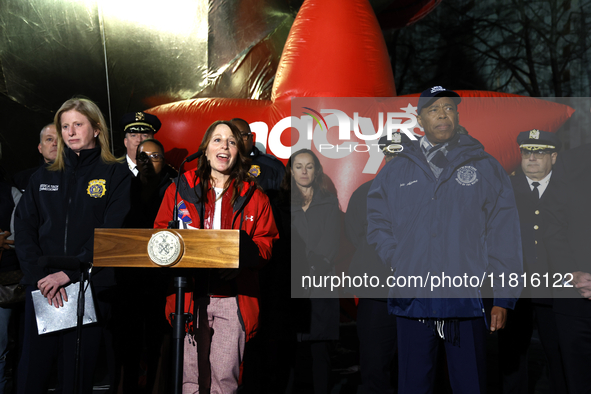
[
  {"left": 195, "top": 120, "right": 256, "bottom": 206},
  {"left": 288, "top": 149, "right": 331, "bottom": 207}
]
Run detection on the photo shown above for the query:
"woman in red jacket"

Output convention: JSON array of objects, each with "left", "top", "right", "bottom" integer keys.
[{"left": 154, "top": 120, "right": 278, "bottom": 394}]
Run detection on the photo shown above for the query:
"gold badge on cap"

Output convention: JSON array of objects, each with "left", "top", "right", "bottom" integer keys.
[
  {"left": 529, "top": 129, "right": 540, "bottom": 140},
  {"left": 87, "top": 179, "right": 106, "bottom": 198},
  {"left": 135, "top": 112, "right": 145, "bottom": 121},
  {"left": 248, "top": 165, "right": 261, "bottom": 178}
]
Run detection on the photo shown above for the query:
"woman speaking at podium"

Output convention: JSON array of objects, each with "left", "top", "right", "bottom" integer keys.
[
  {"left": 154, "top": 120, "right": 278, "bottom": 394},
  {"left": 15, "top": 97, "right": 131, "bottom": 393}
]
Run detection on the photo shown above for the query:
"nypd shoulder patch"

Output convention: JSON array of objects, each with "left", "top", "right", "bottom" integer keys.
[{"left": 249, "top": 165, "right": 261, "bottom": 178}]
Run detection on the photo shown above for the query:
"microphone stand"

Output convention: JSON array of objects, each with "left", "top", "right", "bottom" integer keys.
[
  {"left": 40, "top": 257, "right": 90, "bottom": 394},
  {"left": 168, "top": 151, "right": 201, "bottom": 394},
  {"left": 169, "top": 150, "right": 202, "bottom": 230},
  {"left": 73, "top": 268, "right": 88, "bottom": 394}
]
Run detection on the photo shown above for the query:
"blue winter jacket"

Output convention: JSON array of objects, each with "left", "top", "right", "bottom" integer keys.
[{"left": 367, "top": 134, "right": 523, "bottom": 319}]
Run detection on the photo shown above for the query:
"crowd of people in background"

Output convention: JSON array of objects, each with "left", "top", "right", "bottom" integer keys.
[{"left": 0, "top": 86, "right": 589, "bottom": 394}]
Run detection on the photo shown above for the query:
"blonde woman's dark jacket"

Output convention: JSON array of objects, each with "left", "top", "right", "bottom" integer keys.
[{"left": 15, "top": 146, "right": 131, "bottom": 287}]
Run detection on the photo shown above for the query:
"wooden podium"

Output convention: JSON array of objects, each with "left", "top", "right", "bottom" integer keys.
[
  {"left": 93, "top": 228, "right": 239, "bottom": 268},
  {"left": 93, "top": 228, "right": 240, "bottom": 394}
]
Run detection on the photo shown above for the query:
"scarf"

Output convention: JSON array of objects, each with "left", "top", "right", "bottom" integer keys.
[{"left": 420, "top": 133, "right": 460, "bottom": 179}]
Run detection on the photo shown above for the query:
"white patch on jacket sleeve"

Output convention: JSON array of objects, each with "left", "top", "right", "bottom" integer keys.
[{"left": 39, "top": 184, "right": 59, "bottom": 191}]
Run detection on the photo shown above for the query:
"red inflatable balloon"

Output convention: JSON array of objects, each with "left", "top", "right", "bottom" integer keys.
[{"left": 148, "top": 0, "right": 574, "bottom": 210}]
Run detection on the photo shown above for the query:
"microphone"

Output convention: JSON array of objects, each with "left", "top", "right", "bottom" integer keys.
[
  {"left": 185, "top": 151, "right": 203, "bottom": 162},
  {"left": 168, "top": 151, "right": 202, "bottom": 229}
]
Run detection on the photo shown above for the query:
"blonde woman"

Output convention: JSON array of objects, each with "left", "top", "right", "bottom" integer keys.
[{"left": 15, "top": 98, "right": 131, "bottom": 394}]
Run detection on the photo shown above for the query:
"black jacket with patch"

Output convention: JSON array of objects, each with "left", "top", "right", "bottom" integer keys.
[{"left": 15, "top": 147, "right": 131, "bottom": 286}]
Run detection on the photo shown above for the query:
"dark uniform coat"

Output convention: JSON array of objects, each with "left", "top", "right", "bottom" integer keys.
[
  {"left": 542, "top": 143, "right": 591, "bottom": 393},
  {"left": 248, "top": 147, "right": 285, "bottom": 198},
  {"left": 511, "top": 170, "right": 555, "bottom": 300},
  {"left": 292, "top": 189, "right": 340, "bottom": 341},
  {"left": 543, "top": 144, "right": 591, "bottom": 315},
  {"left": 499, "top": 170, "right": 567, "bottom": 394}
]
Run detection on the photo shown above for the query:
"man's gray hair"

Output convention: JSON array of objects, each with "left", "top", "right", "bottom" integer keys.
[{"left": 39, "top": 123, "right": 55, "bottom": 143}]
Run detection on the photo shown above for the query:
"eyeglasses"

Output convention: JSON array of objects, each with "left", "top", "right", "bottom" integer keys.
[
  {"left": 137, "top": 152, "right": 164, "bottom": 162},
  {"left": 241, "top": 132, "right": 252, "bottom": 139},
  {"left": 520, "top": 149, "right": 552, "bottom": 159},
  {"left": 127, "top": 126, "right": 153, "bottom": 134}
]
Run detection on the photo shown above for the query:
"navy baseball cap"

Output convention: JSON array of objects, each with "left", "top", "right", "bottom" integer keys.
[
  {"left": 417, "top": 86, "right": 461, "bottom": 115},
  {"left": 120, "top": 111, "right": 162, "bottom": 134},
  {"left": 517, "top": 129, "right": 561, "bottom": 151}
]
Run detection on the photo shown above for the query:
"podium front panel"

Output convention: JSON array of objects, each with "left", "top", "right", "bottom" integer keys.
[{"left": 93, "top": 228, "right": 239, "bottom": 268}]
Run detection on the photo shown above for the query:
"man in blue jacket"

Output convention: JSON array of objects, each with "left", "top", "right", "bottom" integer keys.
[{"left": 367, "top": 86, "right": 523, "bottom": 394}]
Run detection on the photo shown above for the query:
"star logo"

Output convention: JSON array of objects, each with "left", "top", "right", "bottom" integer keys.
[{"left": 401, "top": 104, "right": 418, "bottom": 116}]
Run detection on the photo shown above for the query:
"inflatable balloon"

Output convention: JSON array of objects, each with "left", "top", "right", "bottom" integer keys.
[
  {"left": 148, "top": 0, "right": 574, "bottom": 210},
  {"left": 377, "top": 0, "right": 442, "bottom": 30}
]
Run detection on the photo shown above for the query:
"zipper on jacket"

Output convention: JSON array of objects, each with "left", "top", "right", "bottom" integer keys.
[
  {"left": 64, "top": 168, "right": 77, "bottom": 255},
  {"left": 64, "top": 196, "right": 71, "bottom": 254},
  {"left": 232, "top": 183, "right": 256, "bottom": 228}
]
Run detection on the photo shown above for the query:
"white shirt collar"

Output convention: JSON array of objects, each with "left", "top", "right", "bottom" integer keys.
[
  {"left": 526, "top": 170, "right": 552, "bottom": 198},
  {"left": 126, "top": 154, "right": 138, "bottom": 176}
]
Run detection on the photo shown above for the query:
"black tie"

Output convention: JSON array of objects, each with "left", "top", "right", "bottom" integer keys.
[{"left": 532, "top": 181, "right": 540, "bottom": 200}]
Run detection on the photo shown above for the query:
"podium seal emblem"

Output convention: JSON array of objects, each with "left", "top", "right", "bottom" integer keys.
[{"left": 147, "top": 231, "right": 183, "bottom": 266}]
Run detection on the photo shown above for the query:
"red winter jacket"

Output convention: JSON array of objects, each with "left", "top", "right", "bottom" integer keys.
[{"left": 154, "top": 169, "right": 279, "bottom": 341}]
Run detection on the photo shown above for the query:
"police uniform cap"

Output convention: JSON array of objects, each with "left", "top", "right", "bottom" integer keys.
[
  {"left": 378, "top": 132, "right": 412, "bottom": 155},
  {"left": 517, "top": 129, "right": 561, "bottom": 151},
  {"left": 120, "top": 111, "right": 162, "bottom": 134}
]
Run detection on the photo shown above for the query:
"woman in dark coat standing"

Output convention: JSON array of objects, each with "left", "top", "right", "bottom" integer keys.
[
  {"left": 15, "top": 98, "right": 131, "bottom": 394},
  {"left": 289, "top": 149, "right": 340, "bottom": 394}
]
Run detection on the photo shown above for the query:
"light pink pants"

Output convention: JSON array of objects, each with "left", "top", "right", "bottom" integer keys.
[{"left": 183, "top": 296, "right": 246, "bottom": 394}]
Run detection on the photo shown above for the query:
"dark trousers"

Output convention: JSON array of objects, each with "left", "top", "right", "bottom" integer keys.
[
  {"left": 397, "top": 316, "right": 487, "bottom": 394},
  {"left": 498, "top": 299, "right": 567, "bottom": 394},
  {"left": 309, "top": 341, "right": 331, "bottom": 394},
  {"left": 111, "top": 273, "right": 168, "bottom": 394},
  {"left": 356, "top": 298, "right": 397, "bottom": 394},
  {"left": 17, "top": 286, "right": 110, "bottom": 394},
  {"left": 554, "top": 312, "right": 591, "bottom": 394},
  {"left": 289, "top": 341, "right": 331, "bottom": 394}
]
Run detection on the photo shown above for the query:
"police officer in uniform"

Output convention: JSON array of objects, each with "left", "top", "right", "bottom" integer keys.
[
  {"left": 231, "top": 118, "right": 285, "bottom": 198},
  {"left": 498, "top": 129, "right": 567, "bottom": 394},
  {"left": 120, "top": 111, "right": 162, "bottom": 176}
]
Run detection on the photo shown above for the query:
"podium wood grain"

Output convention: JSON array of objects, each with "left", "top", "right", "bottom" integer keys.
[{"left": 93, "top": 228, "right": 239, "bottom": 268}]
